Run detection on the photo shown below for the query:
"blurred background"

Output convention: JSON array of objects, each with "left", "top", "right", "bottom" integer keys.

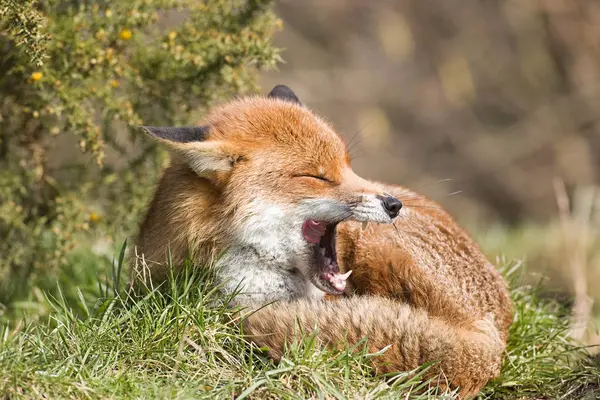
[{"left": 1, "top": 1, "right": 598, "bottom": 346}]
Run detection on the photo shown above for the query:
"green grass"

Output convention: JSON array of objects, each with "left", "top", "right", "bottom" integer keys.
[{"left": 1, "top": 245, "right": 599, "bottom": 399}]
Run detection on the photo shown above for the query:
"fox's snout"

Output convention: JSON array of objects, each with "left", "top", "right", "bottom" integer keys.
[
  {"left": 377, "top": 194, "right": 403, "bottom": 219},
  {"left": 343, "top": 192, "right": 402, "bottom": 224},
  {"left": 335, "top": 169, "right": 403, "bottom": 223}
]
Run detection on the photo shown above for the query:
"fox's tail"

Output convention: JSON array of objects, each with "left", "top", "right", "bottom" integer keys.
[{"left": 243, "top": 296, "right": 505, "bottom": 398}]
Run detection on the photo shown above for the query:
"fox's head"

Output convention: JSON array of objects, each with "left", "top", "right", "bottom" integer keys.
[{"left": 142, "top": 85, "right": 402, "bottom": 295}]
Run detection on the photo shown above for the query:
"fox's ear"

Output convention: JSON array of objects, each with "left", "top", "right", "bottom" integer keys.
[
  {"left": 268, "top": 84, "right": 302, "bottom": 106},
  {"left": 141, "top": 126, "right": 238, "bottom": 178},
  {"left": 141, "top": 126, "right": 209, "bottom": 143}
]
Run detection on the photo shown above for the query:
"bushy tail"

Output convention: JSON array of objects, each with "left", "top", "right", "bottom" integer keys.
[{"left": 243, "top": 296, "right": 505, "bottom": 398}]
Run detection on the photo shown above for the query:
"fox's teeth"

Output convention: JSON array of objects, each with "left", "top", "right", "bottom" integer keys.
[
  {"left": 361, "top": 221, "right": 368, "bottom": 230},
  {"left": 339, "top": 270, "right": 352, "bottom": 280}
]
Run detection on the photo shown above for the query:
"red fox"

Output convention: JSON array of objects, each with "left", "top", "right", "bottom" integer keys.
[{"left": 134, "top": 85, "right": 513, "bottom": 398}]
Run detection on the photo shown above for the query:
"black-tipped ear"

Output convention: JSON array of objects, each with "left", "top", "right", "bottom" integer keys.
[
  {"left": 267, "top": 84, "right": 302, "bottom": 105},
  {"left": 141, "top": 126, "right": 209, "bottom": 143}
]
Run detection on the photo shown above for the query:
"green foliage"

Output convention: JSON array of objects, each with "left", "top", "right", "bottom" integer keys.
[
  {"left": 0, "top": 255, "right": 598, "bottom": 399},
  {"left": 480, "top": 262, "right": 600, "bottom": 398},
  {"left": 0, "top": 0, "right": 281, "bottom": 309},
  {"left": 0, "top": 0, "right": 48, "bottom": 66}
]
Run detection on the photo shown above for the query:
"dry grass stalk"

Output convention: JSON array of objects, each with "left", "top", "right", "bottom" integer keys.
[{"left": 553, "top": 178, "right": 597, "bottom": 348}]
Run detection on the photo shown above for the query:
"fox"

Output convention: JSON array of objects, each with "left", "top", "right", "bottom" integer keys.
[{"left": 134, "top": 85, "right": 513, "bottom": 398}]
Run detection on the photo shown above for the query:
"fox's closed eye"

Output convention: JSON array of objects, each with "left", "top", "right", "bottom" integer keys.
[{"left": 294, "top": 174, "right": 332, "bottom": 183}]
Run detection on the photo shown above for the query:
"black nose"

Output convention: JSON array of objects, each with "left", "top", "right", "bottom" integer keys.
[{"left": 378, "top": 195, "right": 403, "bottom": 219}]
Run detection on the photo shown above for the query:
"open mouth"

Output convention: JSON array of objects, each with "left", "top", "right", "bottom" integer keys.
[{"left": 301, "top": 220, "right": 352, "bottom": 294}]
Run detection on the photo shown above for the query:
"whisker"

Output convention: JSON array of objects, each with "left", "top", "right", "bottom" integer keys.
[
  {"left": 393, "top": 179, "right": 454, "bottom": 196},
  {"left": 349, "top": 153, "right": 367, "bottom": 161},
  {"left": 347, "top": 137, "right": 363, "bottom": 154},
  {"left": 349, "top": 154, "right": 365, "bottom": 162},
  {"left": 395, "top": 189, "right": 462, "bottom": 202},
  {"left": 434, "top": 178, "right": 452, "bottom": 185},
  {"left": 394, "top": 212, "right": 424, "bottom": 231},
  {"left": 402, "top": 204, "right": 443, "bottom": 211},
  {"left": 392, "top": 220, "right": 401, "bottom": 238},
  {"left": 400, "top": 212, "right": 424, "bottom": 226},
  {"left": 348, "top": 148, "right": 367, "bottom": 160},
  {"left": 394, "top": 222, "right": 422, "bottom": 235},
  {"left": 412, "top": 178, "right": 453, "bottom": 191},
  {"left": 396, "top": 193, "right": 423, "bottom": 201},
  {"left": 390, "top": 216, "right": 422, "bottom": 235},
  {"left": 346, "top": 121, "right": 371, "bottom": 153},
  {"left": 392, "top": 179, "right": 461, "bottom": 200}
]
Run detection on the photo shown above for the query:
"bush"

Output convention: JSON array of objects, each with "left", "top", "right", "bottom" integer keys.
[{"left": 0, "top": 0, "right": 281, "bottom": 311}]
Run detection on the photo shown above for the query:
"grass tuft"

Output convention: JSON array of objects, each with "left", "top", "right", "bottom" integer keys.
[{"left": 0, "top": 251, "right": 598, "bottom": 399}]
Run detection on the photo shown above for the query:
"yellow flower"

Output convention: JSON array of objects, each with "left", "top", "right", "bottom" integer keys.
[
  {"left": 119, "top": 29, "right": 132, "bottom": 40},
  {"left": 168, "top": 31, "right": 177, "bottom": 40},
  {"left": 89, "top": 212, "right": 101, "bottom": 222},
  {"left": 109, "top": 79, "right": 120, "bottom": 88},
  {"left": 31, "top": 72, "right": 43, "bottom": 81}
]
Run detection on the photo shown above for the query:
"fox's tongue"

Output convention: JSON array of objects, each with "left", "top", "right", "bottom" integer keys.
[{"left": 302, "top": 220, "right": 326, "bottom": 243}]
